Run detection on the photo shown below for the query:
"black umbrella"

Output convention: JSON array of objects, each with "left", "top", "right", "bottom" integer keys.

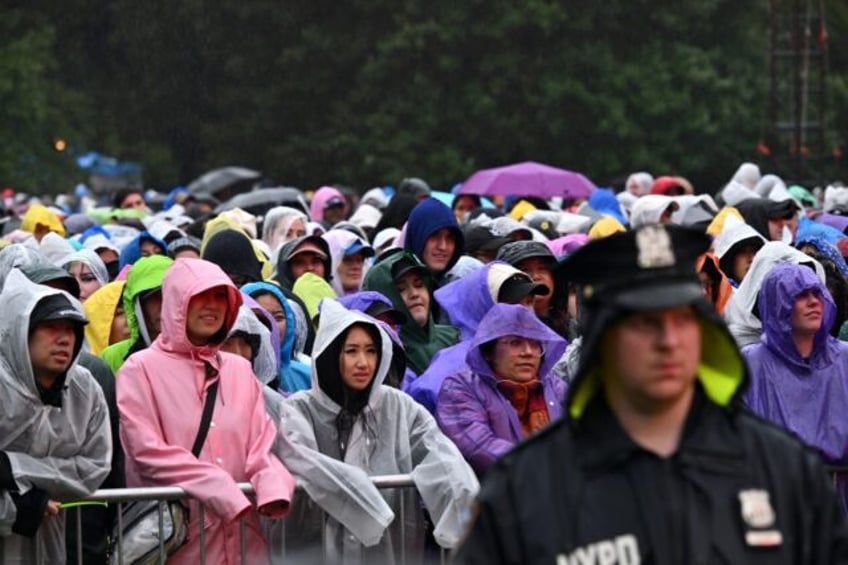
[
  {"left": 214, "top": 187, "right": 309, "bottom": 217},
  {"left": 186, "top": 166, "right": 261, "bottom": 198}
]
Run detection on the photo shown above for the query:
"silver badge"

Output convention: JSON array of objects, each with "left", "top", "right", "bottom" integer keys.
[
  {"left": 738, "top": 489, "right": 776, "bottom": 528},
  {"left": 636, "top": 225, "right": 675, "bottom": 269}
]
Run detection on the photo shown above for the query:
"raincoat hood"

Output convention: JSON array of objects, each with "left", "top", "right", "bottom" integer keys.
[
  {"left": 796, "top": 236, "right": 848, "bottom": 277},
  {"left": 629, "top": 195, "right": 677, "bottom": 228},
  {"left": 757, "top": 262, "right": 836, "bottom": 369},
  {"left": 118, "top": 231, "right": 168, "bottom": 269},
  {"left": 404, "top": 198, "right": 464, "bottom": 274},
  {"left": 0, "top": 269, "right": 87, "bottom": 401},
  {"left": 227, "top": 305, "right": 278, "bottom": 385},
  {"left": 262, "top": 206, "right": 308, "bottom": 252},
  {"left": 293, "top": 271, "right": 338, "bottom": 321},
  {"left": 0, "top": 244, "right": 55, "bottom": 290},
  {"left": 21, "top": 203, "right": 65, "bottom": 237},
  {"left": 156, "top": 258, "right": 242, "bottom": 355},
  {"left": 241, "top": 281, "right": 298, "bottom": 363},
  {"left": 311, "top": 299, "right": 393, "bottom": 409},
  {"left": 466, "top": 303, "right": 567, "bottom": 382},
  {"left": 122, "top": 254, "right": 173, "bottom": 346},
  {"left": 587, "top": 188, "right": 628, "bottom": 225},
  {"left": 84, "top": 280, "right": 126, "bottom": 355},
  {"left": 310, "top": 186, "right": 348, "bottom": 223},
  {"left": 62, "top": 248, "right": 109, "bottom": 286},
  {"left": 39, "top": 231, "right": 75, "bottom": 265},
  {"left": 201, "top": 228, "right": 263, "bottom": 283}
]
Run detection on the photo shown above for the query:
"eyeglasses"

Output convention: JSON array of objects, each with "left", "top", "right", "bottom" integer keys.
[{"left": 496, "top": 337, "right": 545, "bottom": 357}]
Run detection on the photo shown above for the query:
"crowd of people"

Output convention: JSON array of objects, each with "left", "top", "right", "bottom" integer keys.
[{"left": 1, "top": 163, "right": 848, "bottom": 563}]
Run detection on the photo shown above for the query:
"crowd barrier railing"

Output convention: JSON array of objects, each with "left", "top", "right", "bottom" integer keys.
[{"left": 71, "top": 474, "right": 447, "bottom": 565}]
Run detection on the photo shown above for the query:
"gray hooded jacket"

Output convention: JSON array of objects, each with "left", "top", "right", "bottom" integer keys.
[
  {"left": 0, "top": 270, "right": 111, "bottom": 564},
  {"left": 276, "top": 299, "right": 478, "bottom": 564}
]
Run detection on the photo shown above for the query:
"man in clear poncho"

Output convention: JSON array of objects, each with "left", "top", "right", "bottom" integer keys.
[
  {"left": 0, "top": 270, "right": 112, "bottom": 564},
  {"left": 276, "top": 299, "right": 478, "bottom": 564}
]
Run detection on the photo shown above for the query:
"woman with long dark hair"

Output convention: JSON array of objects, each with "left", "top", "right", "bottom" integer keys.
[{"left": 276, "top": 299, "right": 478, "bottom": 564}]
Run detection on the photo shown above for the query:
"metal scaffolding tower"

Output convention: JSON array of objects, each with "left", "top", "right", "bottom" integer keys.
[{"left": 767, "top": 0, "right": 828, "bottom": 185}]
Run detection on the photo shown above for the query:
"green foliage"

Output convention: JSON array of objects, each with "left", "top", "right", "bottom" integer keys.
[{"left": 1, "top": 1, "right": 845, "bottom": 196}]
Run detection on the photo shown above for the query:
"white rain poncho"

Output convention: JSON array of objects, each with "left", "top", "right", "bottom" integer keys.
[
  {"left": 0, "top": 270, "right": 111, "bottom": 564},
  {"left": 275, "top": 300, "right": 478, "bottom": 564},
  {"left": 227, "top": 305, "right": 278, "bottom": 385},
  {"left": 61, "top": 248, "right": 110, "bottom": 286},
  {"left": 262, "top": 206, "right": 308, "bottom": 254},
  {"left": 724, "top": 241, "right": 825, "bottom": 348}
]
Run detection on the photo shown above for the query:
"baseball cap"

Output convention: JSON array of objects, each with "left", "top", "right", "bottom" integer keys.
[
  {"left": 324, "top": 196, "right": 346, "bottom": 210},
  {"left": 364, "top": 300, "right": 407, "bottom": 326},
  {"left": 486, "top": 263, "right": 549, "bottom": 303},
  {"left": 344, "top": 240, "right": 375, "bottom": 258},
  {"left": 285, "top": 236, "right": 329, "bottom": 261},
  {"left": 390, "top": 252, "right": 430, "bottom": 284},
  {"left": 29, "top": 294, "right": 88, "bottom": 329}
]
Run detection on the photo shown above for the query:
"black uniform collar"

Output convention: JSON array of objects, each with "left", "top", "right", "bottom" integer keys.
[{"left": 576, "top": 385, "right": 746, "bottom": 475}]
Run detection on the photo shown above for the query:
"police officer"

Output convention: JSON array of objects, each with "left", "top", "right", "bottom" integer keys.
[{"left": 455, "top": 224, "right": 848, "bottom": 564}]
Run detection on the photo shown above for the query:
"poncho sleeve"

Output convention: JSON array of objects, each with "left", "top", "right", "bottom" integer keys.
[{"left": 407, "top": 397, "right": 479, "bottom": 548}]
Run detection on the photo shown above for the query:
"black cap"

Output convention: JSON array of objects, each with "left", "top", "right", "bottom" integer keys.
[
  {"left": 464, "top": 225, "right": 511, "bottom": 255},
  {"left": 497, "top": 273, "right": 549, "bottom": 304},
  {"left": 364, "top": 301, "right": 407, "bottom": 326},
  {"left": 390, "top": 252, "right": 430, "bottom": 283},
  {"left": 558, "top": 224, "right": 711, "bottom": 311},
  {"left": 29, "top": 294, "right": 88, "bottom": 329},
  {"left": 324, "top": 196, "right": 345, "bottom": 210},
  {"left": 496, "top": 240, "right": 556, "bottom": 267}
]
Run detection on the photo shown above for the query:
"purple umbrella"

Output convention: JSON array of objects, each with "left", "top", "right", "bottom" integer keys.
[{"left": 458, "top": 161, "right": 596, "bottom": 200}]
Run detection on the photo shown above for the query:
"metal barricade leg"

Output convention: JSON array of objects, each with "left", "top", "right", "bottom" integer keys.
[
  {"left": 240, "top": 517, "right": 247, "bottom": 564},
  {"left": 158, "top": 502, "right": 165, "bottom": 564},
  {"left": 76, "top": 506, "right": 83, "bottom": 565},
  {"left": 199, "top": 504, "right": 206, "bottom": 565},
  {"left": 117, "top": 502, "right": 124, "bottom": 565},
  {"left": 400, "top": 492, "right": 406, "bottom": 565}
]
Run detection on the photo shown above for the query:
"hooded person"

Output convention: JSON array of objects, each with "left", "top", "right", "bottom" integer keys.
[
  {"left": 117, "top": 231, "right": 167, "bottom": 270},
  {"left": 322, "top": 229, "right": 375, "bottom": 297},
  {"left": 735, "top": 197, "right": 800, "bottom": 243},
  {"left": 61, "top": 248, "right": 109, "bottom": 302},
  {"left": 116, "top": 258, "right": 295, "bottom": 565},
  {"left": 347, "top": 204, "right": 382, "bottom": 241},
  {"left": 83, "top": 281, "right": 129, "bottom": 356},
  {"left": 629, "top": 194, "right": 679, "bottom": 228},
  {"left": 20, "top": 203, "right": 66, "bottom": 241},
  {"left": 455, "top": 224, "right": 848, "bottom": 564},
  {"left": 436, "top": 304, "right": 567, "bottom": 476},
  {"left": 275, "top": 299, "right": 478, "bottom": 563},
  {"left": 586, "top": 188, "right": 629, "bottom": 226},
  {"left": 336, "top": 290, "right": 411, "bottom": 389},
  {"left": 743, "top": 262, "right": 848, "bottom": 513},
  {"left": 261, "top": 206, "right": 308, "bottom": 256},
  {"left": 724, "top": 241, "right": 825, "bottom": 348},
  {"left": 714, "top": 216, "right": 768, "bottom": 286},
  {"left": 362, "top": 251, "right": 459, "bottom": 375},
  {"left": 696, "top": 253, "right": 733, "bottom": 315},
  {"left": 0, "top": 270, "right": 111, "bottom": 564},
  {"left": 100, "top": 254, "right": 174, "bottom": 373},
  {"left": 201, "top": 228, "right": 264, "bottom": 287},
  {"left": 37, "top": 232, "right": 75, "bottom": 266},
  {"left": 409, "top": 262, "right": 552, "bottom": 414},
  {"left": 222, "top": 305, "right": 279, "bottom": 387},
  {"left": 274, "top": 235, "right": 332, "bottom": 290},
  {"left": 731, "top": 162, "right": 762, "bottom": 190},
  {"left": 403, "top": 197, "right": 464, "bottom": 284},
  {"left": 309, "top": 186, "right": 349, "bottom": 229},
  {"left": 242, "top": 281, "right": 313, "bottom": 394},
  {"left": 625, "top": 172, "right": 654, "bottom": 196}
]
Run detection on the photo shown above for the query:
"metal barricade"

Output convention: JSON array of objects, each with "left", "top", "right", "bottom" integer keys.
[{"left": 72, "top": 474, "right": 448, "bottom": 565}]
